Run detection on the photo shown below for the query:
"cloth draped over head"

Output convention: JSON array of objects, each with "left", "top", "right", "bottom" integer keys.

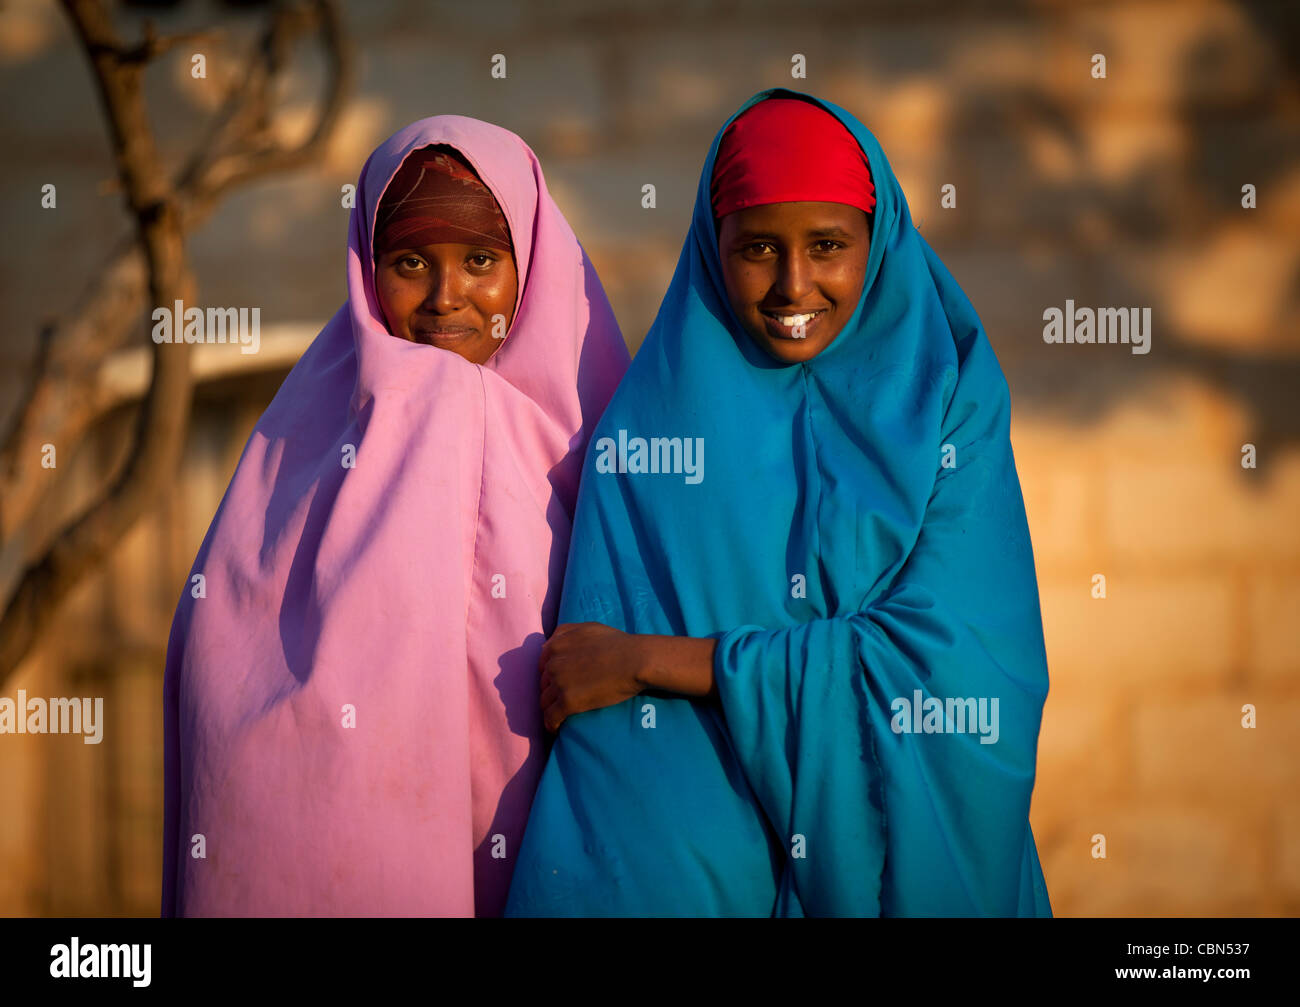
[
  {"left": 372, "top": 145, "right": 513, "bottom": 256},
  {"left": 505, "top": 88, "right": 1052, "bottom": 917},
  {"left": 161, "top": 115, "right": 630, "bottom": 917},
  {"left": 710, "top": 96, "right": 876, "bottom": 218}
]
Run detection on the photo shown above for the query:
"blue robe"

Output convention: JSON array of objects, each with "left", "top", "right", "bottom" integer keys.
[{"left": 505, "top": 88, "right": 1053, "bottom": 917}]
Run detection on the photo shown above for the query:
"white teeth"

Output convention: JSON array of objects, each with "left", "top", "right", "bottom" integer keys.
[{"left": 770, "top": 311, "right": 820, "bottom": 327}]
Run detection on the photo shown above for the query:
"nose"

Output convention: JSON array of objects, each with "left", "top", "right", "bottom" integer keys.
[
  {"left": 422, "top": 260, "right": 467, "bottom": 314},
  {"left": 772, "top": 252, "right": 813, "bottom": 303}
]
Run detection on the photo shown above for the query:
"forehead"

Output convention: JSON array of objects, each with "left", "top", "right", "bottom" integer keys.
[{"left": 721, "top": 200, "right": 869, "bottom": 237}]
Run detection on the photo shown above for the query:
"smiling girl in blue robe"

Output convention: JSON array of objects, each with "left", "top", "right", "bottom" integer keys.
[{"left": 505, "top": 89, "right": 1053, "bottom": 917}]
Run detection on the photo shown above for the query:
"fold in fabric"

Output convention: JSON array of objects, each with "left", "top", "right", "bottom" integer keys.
[
  {"left": 161, "top": 116, "right": 629, "bottom": 917},
  {"left": 505, "top": 88, "right": 1052, "bottom": 917}
]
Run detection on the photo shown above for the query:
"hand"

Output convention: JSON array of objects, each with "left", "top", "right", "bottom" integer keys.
[{"left": 539, "top": 622, "right": 644, "bottom": 733}]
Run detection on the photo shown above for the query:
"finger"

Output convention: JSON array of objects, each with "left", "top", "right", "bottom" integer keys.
[
  {"left": 550, "top": 622, "right": 583, "bottom": 640},
  {"left": 540, "top": 683, "right": 559, "bottom": 710},
  {"left": 542, "top": 698, "right": 566, "bottom": 733},
  {"left": 540, "top": 630, "right": 569, "bottom": 667}
]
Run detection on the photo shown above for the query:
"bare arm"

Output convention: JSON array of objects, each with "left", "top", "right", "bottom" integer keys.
[
  {"left": 632, "top": 633, "right": 718, "bottom": 699},
  {"left": 539, "top": 623, "right": 718, "bottom": 731}
]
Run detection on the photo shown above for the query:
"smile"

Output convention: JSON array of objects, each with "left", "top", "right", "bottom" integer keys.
[
  {"left": 760, "top": 309, "right": 827, "bottom": 340},
  {"left": 414, "top": 326, "right": 476, "bottom": 344}
]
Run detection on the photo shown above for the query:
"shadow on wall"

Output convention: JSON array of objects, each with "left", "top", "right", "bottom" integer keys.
[{"left": 915, "top": 1, "right": 1298, "bottom": 456}]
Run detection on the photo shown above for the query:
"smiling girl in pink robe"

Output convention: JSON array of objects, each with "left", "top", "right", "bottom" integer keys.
[{"left": 161, "top": 115, "right": 629, "bottom": 917}]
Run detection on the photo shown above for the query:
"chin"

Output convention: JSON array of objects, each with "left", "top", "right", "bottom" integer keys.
[{"left": 752, "top": 333, "right": 832, "bottom": 364}]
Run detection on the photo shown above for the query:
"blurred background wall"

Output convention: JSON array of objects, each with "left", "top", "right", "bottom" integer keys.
[{"left": 0, "top": 0, "right": 1296, "bottom": 916}]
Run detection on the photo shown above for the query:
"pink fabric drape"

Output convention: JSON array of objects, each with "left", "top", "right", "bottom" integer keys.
[{"left": 161, "top": 115, "right": 629, "bottom": 916}]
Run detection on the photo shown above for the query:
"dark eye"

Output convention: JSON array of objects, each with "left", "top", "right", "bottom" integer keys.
[
  {"left": 468, "top": 252, "right": 496, "bottom": 268},
  {"left": 396, "top": 255, "right": 425, "bottom": 271},
  {"left": 743, "top": 241, "right": 775, "bottom": 256},
  {"left": 813, "top": 240, "right": 843, "bottom": 252}
]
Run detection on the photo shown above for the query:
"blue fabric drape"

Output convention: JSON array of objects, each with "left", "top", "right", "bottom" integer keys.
[{"left": 505, "top": 88, "right": 1053, "bottom": 917}]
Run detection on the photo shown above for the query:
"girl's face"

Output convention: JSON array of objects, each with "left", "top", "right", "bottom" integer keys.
[
  {"left": 375, "top": 242, "right": 518, "bottom": 365},
  {"left": 717, "top": 201, "right": 871, "bottom": 364}
]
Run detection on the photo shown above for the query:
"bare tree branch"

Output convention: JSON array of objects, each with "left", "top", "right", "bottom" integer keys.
[
  {"left": 118, "top": 20, "right": 221, "bottom": 66},
  {"left": 0, "top": 237, "right": 145, "bottom": 534},
  {"left": 0, "top": 0, "right": 196, "bottom": 682},
  {"left": 0, "top": 0, "right": 350, "bottom": 684},
  {"left": 177, "top": 0, "right": 349, "bottom": 207},
  {"left": 1, "top": 1, "right": 349, "bottom": 540}
]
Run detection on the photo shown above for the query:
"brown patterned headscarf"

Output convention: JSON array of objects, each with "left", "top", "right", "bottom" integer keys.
[{"left": 373, "top": 145, "right": 512, "bottom": 257}]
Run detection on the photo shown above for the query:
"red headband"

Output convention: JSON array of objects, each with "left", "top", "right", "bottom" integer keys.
[
  {"left": 373, "top": 146, "right": 512, "bottom": 257},
  {"left": 710, "top": 98, "right": 876, "bottom": 219}
]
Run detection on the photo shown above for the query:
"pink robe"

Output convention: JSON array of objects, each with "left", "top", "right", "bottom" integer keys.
[{"left": 161, "top": 116, "right": 629, "bottom": 916}]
